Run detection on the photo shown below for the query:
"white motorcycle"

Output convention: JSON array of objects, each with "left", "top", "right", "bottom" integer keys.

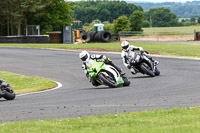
[{"left": 128, "top": 51, "right": 160, "bottom": 77}]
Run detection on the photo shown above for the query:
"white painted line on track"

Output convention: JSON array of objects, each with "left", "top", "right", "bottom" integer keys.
[{"left": 17, "top": 81, "right": 62, "bottom": 97}]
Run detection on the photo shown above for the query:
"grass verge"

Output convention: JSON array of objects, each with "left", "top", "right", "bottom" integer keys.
[
  {"left": 0, "top": 42, "right": 200, "bottom": 58},
  {"left": 0, "top": 71, "right": 57, "bottom": 94},
  {"left": 0, "top": 43, "right": 199, "bottom": 132},
  {"left": 0, "top": 107, "right": 200, "bottom": 133},
  {"left": 143, "top": 25, "right": 200, "bottom": 33}
]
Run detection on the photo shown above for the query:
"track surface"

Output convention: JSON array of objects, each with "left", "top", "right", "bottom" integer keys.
[{"left": 0, "top": 47, "right": 200, "bottom": 122}]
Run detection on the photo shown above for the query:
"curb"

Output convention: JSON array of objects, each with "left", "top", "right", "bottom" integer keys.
[{"left": 17, "top": 81, "right": 62, "bottom": 97}]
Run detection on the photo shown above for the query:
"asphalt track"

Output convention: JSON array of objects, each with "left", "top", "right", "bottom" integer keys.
[{"left": 0, "top": 47, "right": 200, "bottom": 122}]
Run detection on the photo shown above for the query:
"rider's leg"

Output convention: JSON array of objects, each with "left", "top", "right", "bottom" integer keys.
[
  {"left": 143, "top": 56, "right": 154, "bottom": 71},
  {"left": 143, "top": 52, "right": 159, "bottom": 65},
  {"left": 104, "top": 58, "right": 124, "bottom": 75}
]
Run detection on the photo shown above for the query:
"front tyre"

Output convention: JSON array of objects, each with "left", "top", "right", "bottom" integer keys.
[
  {"left": 154, "top": 67, "right": 160, "bottom": 76},
  {"left": 140, "top": 64, "right": 155, "bottom": 77},
  {"left": 98, "top": 73, "right": 118, "bottom": 88},
  {"left": 122, "top": 77, "right": 130, "bottom": 86},
  {"left": 3, "top": 88, "right": 16, "bottom": 100}
]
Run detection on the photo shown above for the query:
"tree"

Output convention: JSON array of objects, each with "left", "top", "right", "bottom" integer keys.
[
  {"left": 0, "top": 0, "right": 13, "bottom": 36},
  {"left": 0, "top": 0, "right": 73, "bottom": 36},
  {"left": 31, "top": 0, "right": 74, "bottom": 33},
  {"left": 72, "top": 1, "right": 142, "bottom": 24},
  {"left": 0, "top": 0, "right": 49, "bottom": 36},
  {"left": 90, "top": 19, "right": 102, "bottom": 26},
  {"left": 15, "top": 0, "right": 49, "bottom": 36},
  {"left": 181, "top": 19, "right": 185, "bottom": 23},
  {"left": 129, "top": 10, "right": 144, "bottom": 31},
  {"left": 113, "top": 15, "right": 130, "bottom": 33},
  {"left": 144, "top": 7, "right": 179, "bottom": 27},
  {"left": 190, "top": 17, "right": 196, "bottom": 23},
  {"left": 198, "top": 17, "right": 200, "bottom": 24},
  {"left": 142, "top": 20, "right": 150, "bottom": 27}
]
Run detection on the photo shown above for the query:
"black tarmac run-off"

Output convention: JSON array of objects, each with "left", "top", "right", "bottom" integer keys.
[{"left": 0, "top": 47, "right": 200, "bottom": 122}]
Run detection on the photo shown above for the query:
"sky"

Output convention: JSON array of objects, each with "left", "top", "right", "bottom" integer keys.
[
  {"left": 66, "top": 0, "right": 197, "bottom": 2},
  {"left": 129, "top": 0, "right": 196, "bottom": 2}
]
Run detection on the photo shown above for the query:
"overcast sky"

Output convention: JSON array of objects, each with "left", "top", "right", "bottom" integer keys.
[
  {"left": 66, "top": 0, "right": 197, "bottom": 2},
  {"left": 129, "top": 0, "right": 195, "bottom": 2}
]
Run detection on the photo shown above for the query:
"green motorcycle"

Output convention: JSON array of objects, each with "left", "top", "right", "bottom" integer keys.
[{"left": 87, "top": 60, "right": 130, "bottom": 88}]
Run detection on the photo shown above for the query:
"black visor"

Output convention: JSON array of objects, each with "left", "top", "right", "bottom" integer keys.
[
  {"left": 122, "top": 45, "right": 129, "bottom": 49},
  {"left": 81, "top": 54, "right": 88, "bottom": 61}
]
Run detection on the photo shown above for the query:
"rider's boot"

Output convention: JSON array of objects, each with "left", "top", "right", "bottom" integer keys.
[{"left": 130, "top": 68, "right": 137, "bottom": 75}]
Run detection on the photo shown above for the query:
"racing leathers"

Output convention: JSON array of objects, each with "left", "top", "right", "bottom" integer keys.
[
  {"left": 121, "top": 45, "right": 156, "bottom": 74},
  {"left": 82, "top": 54, "right": 123, "bottom": 86}
]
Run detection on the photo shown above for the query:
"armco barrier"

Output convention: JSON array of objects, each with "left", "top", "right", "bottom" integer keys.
[{"left": 0, "top": 36, "right": 50, "bottom": 43}]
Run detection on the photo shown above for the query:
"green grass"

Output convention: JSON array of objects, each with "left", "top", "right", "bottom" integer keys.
[
  {"left": 0, "top": 72, "right": 57, "bottom": 94},
  {"left": 0, "top": 43, "right": 199, "bottom": 58},
  {"left": 0, "top": 43, "right": 199, "bottom": 132},
  {"left": 1, "top": 107, "right": 200, "bottom": 133},
  {"left": 143, "top": 25, "right": 200, "bottom": 33}
]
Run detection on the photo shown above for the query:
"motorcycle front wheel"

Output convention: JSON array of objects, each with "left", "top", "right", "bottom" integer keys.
[
  {"left": 154, "top": 67, "right": 160, "bottom": 76},
  {"left": 2, "top": 87, "right": 16, "bottom": 100},
  {"left": 98, "top": 73, "right": 118, "bottom": 88},
  {"left": 140, "top": 63, "right": 155, "bottom": 77},
  {"left": 122, "top": 77, "right": 130, "bottom": 86}
]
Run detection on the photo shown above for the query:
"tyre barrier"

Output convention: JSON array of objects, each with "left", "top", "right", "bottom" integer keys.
[
  {"left": 80, "top": 32, "right": 91, "bottom": 42},
  {"left": 80, "top": 31, "right": 113, "bottom": 43}
]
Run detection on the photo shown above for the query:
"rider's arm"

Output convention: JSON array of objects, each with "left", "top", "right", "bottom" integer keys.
[
  {"left": 121, "top": 51, "right": 129, "bottom": 67},
  {"left": 91, "top": 54, "right": 106, "bottom": 61},
  {"left": 129, "top": 45, "right": 143, "bottom": 52},
  {"left": 82, "top": 63, "right": 89, "bottom": 78}
]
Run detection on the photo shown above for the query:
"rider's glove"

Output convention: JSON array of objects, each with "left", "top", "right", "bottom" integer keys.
[
  {"left": 127, "top": 64, "right": 131, "bottom": 69},
  {"left": 82, "top": 64, "right": 86, "bottom": 70},
  {"left": 102, "top": 55, "right": 106, "bottom": 59},
  {"left": 100, "top": 59, "right": 105, "bottom": 62}
]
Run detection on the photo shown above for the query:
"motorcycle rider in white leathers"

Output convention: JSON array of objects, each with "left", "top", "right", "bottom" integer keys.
[
  {"left": 79, "top": 50, "right": 124, "bottom": 86},
  {"left": 121, "top": 40, "right": 158, "bottom": 75}
]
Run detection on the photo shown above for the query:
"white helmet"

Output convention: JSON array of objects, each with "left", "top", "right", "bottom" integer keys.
[
  {"left": 79, "top": 50, "right": 90, "bottom": 62},
  {"left": 121, "top": 40, "right": 130, "bottom": 51}
]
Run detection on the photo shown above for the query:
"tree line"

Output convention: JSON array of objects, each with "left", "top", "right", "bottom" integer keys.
[
  {"left": 0, "top": 0, "right": 188, "bottom": 36},
  {"left": 71, "top": 1, "right": 143, "bottom": 24},
  {"left": 0, "top": 0, "right": 73, "bottom": 36},
  {"left": 134, "top": 1, "right": 200, "bottom": 18}
]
